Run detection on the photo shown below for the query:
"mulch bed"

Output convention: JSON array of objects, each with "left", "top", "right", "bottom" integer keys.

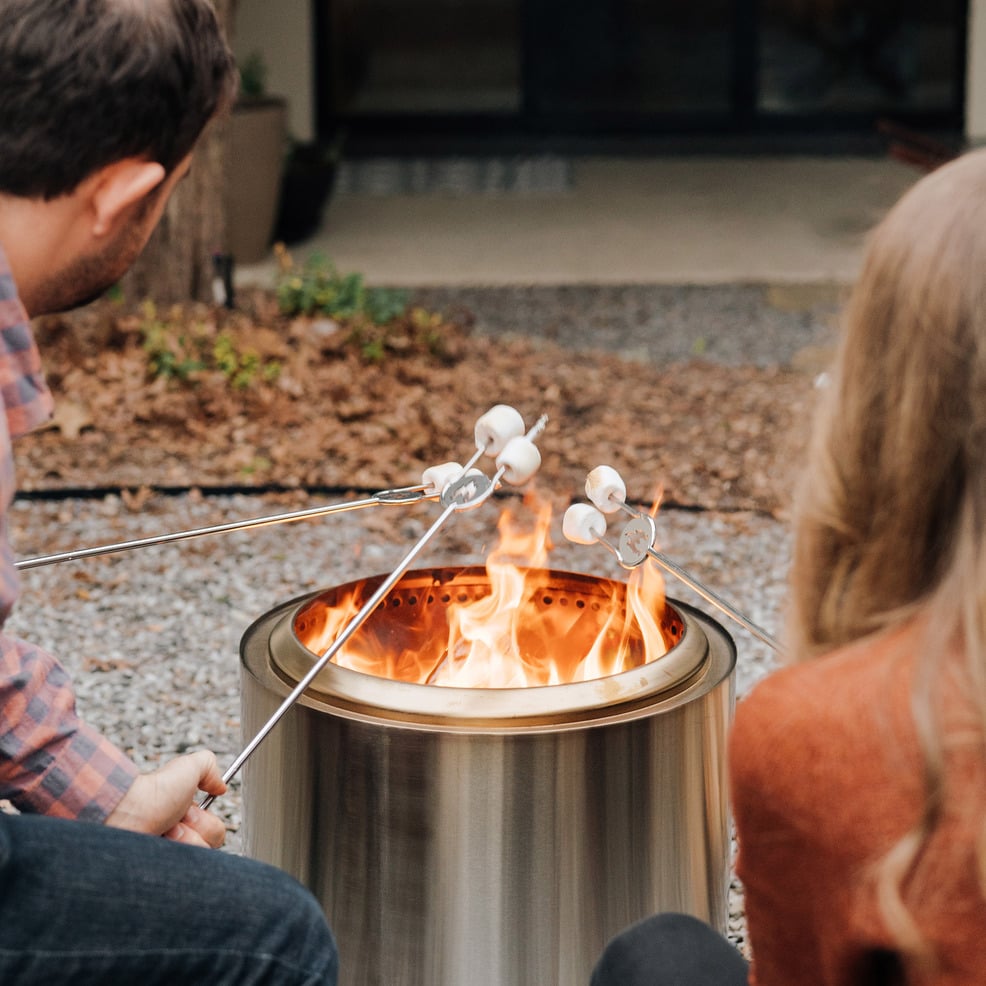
[{"left": 17, "top": 291, "right": 817, "bottom": 516}]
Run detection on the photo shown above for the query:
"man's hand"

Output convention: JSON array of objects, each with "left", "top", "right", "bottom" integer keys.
[{"left": 105, "top": 749, "right": 227, "bottom": 848}]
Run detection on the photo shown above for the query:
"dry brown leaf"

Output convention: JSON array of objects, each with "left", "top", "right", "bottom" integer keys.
[
  {"left": 42, "top": 399, "right": 93, "bottom": 440},
  {"left": 17, "top": 294, "right": 816, "bottom": 516}
]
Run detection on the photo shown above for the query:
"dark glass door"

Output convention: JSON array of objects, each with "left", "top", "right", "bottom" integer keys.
[
  {"left": 315, "top": 0, "right": 966, "bottom": 147},
  {"left": 525, "top": 0, "right": 735, "bottom": 117},
  {"left": 319, "top": 0, "right": 522, "bottom": 118},
  {"left": 758, "top": 1, "right": 964, "bottom": 120}
]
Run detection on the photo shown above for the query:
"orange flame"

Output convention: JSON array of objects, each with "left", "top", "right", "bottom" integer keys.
[{"left": 297, "top": 492, "right": 671, "bottom": 688}]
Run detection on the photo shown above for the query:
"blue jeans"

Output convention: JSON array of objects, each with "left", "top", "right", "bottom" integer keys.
[
  {"left": 0, "top": 812, "right": 338, "bottom": 985},
  {"left": 591, "top": 913, "right": 749, "bottom": 986}
]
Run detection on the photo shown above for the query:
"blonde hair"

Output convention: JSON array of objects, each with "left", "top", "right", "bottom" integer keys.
[{"left": 788, "top": 148, "right": 986, "bottom": 963}]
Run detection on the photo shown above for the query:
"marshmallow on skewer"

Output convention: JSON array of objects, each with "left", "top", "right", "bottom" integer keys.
[
  {"left": 585, "top": 465, "right": 627, "bottom": 514},
  {"left": 475, "top": 405, "right": 525, "bottom": 457},
  {"left": 421, "top": 462, "right": 464, "bottom": 495},
  {"left": 495, "top": 436, "right": 541, "bottom": 485},
  {"left": 562, "top": 503, "right": 607, "bottom": 545}
]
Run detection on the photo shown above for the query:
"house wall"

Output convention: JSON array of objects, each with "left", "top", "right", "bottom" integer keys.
[{"left": 234, "top": 0, "right": 315, "bottom": 142}]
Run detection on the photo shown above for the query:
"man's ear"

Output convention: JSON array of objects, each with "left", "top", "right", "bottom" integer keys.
[{"left": 89, "top": 159, "right": 167, "bottom": 236}]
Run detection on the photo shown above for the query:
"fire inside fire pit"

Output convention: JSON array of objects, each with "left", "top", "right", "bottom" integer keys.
[
  {"left": 293, "top": 496, "right": 677, "bottom": 689},
  {"left": 293, "top": 566, "right": 680, "bottom": 688}
]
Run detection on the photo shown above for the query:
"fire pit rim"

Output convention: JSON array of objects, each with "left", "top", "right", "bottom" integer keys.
[{"left": 242, "top": 569, "right": 737, "bottom": 732}]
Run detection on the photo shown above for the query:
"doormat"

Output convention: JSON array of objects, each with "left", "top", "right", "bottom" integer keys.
[{"left": 334, "top": 156, "right": 574, "bottom": 197}]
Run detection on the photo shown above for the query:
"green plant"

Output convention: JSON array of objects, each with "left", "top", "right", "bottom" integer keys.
[
  {"left": 353, "top": 332, "right": 386, "bottom": 363},
  {"left": 138, "top": 301, "right": 281, "bottom": 390},
  {"left": 272, "top": 249, "right": 463, "bottom": 364},
  {"left": 276, "top": 252, "right": 409, "bottom": 326},
  {"left": 238, "top": 50, "right": 268, "bottom": 100},
  {"left": 139, "top": 301, "right": 207, "bottom": 382},
  {"left": 410, "top": 306, "right": 450, "bottom": 358},
  {"left": 212, "top": 331, "right": 281, "bottom": 389}
]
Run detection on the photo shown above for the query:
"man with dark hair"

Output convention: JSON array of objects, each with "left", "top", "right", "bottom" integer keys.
[{"left": 0, "top": 1, "right": 338, "bottom": 982}]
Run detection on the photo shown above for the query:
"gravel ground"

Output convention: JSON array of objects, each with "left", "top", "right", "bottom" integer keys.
[{"left": 409, "top": 282, "right": 843, "bottom": 368}]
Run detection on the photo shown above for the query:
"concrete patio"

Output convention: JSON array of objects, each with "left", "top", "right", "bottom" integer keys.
[{"left": 238, "top": 153, "right": 922, "bottom": 289}]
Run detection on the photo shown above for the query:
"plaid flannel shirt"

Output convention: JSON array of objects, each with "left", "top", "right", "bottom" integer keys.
[{"left": 0, "top": 242, "right": 137, "bottom": 820}]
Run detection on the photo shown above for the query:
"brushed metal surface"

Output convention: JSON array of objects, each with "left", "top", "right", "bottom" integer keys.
[{"left": 240, "top": 589, "right": 736, "bottom": 986}]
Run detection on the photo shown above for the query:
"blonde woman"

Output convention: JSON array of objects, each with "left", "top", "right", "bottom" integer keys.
[{"left": 592, "top": 148, "right": 986, "bottom": 984}]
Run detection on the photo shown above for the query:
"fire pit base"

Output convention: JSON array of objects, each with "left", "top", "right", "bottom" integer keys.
[{"left": 240, "top": 579, "right": 736, "bottom": 986}]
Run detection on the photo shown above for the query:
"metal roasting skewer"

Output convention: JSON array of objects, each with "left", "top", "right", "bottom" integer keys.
[
  {"left": 15, "top": 484, "right": 441, "bottom": 571},
  {"left": 594, "top": 506, "right": 783, "bottom": 655},
  {"left": 649, "top": 550, "right": 782, "bottom": 654},
  {"left": 200, "top": 413, "right": 549, "bottom": 808}
]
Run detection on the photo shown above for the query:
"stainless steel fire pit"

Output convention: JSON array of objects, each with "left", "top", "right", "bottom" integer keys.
[{"left": 240, "top": 566, "right": 736, "bottom": 986}]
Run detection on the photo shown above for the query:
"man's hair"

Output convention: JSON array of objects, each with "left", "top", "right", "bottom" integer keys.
[{"left": 0, "top": 0, "right": 238, "bottom": 199}]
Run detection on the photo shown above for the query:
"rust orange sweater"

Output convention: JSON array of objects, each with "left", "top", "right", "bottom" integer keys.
[{"left": 729, "top": 623, "right": 986, "bottom": 985}]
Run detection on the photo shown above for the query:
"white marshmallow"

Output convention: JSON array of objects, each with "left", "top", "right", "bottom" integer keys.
[
  {"left": 474, "top": 405, "right": 525, "bottom": 456},
  {"left": 562, "top": 503, "right": 607, "bottom": 545},
  {"left": 585, "top": 465, "right": 627, "bottom": 513},
  {"left": 495, "top": 436, "right": 541, "bottom": 485},
  {"left": 421, "top": 462, "right": 463, "bottom": 494}
]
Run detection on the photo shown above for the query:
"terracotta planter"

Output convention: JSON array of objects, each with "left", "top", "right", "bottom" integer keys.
[{"left": 225, "top": 98, "right": 288, "bottom": 264}]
